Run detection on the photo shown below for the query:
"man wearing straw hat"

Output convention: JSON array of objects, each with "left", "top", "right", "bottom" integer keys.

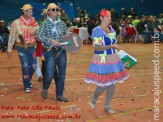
[
  {"left": 37, "top": 3, "right": 70, "bottom": 102},
  {"left": 7, "top": 4, "right": 39, "bottom": 93}
]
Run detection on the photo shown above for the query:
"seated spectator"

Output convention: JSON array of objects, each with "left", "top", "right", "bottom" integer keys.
[
  {"left": 87, "top": 18, "right": 95, "bottom": 43},
  {"left": 76, "top": 18, "right": 82, "bottom": 28},
  {"left": 110, "top": 8, "right": 118, "bottom": 22},
  {"left": 144, "top": 16, "right": 149, "bottom": 24},
  {"left": 127, "top": 15, "right": 133, "bottom": 23},
  {"left": 66, "top": 19, "right": 72, "bottom": 28},
  {"left": 119, "top": 19, "right": 125, "bottom": 26},
  {"left": 86, "top": 16, "right": 91, "bottom": 26},
  {"left": 137, "top": 17, "right": 146, "bottom": 34},
  {"left": 0, "top": 20, "right": 9, "bottom": 52},
  {"left": 129, "top": 8, "right": 138, "bottom": 19},
  {"left": 143, "top": 16, "right": 162, "bottom": 43},
  {"left": 121, "top": 8, "right": 128, "bottom": 17},
  {"left": 158, "top": 13, "right": 163, "bottom": 24},
  {"left": 155, "top": 17, "right": 161, "bottom": 28},
  {"left": 85, "top": 9, "right": 92, "bottom": 18},
  {"left": 126, "top": 24, "right": 136, "bottom": 40},
  {"left": 95, "top": 15, "right": 99, "bottom": 26},
  {"left": 132, "top": 16, "right": 140, "bottom": 26},
  {"left": 87, "top": 18, "right": 95, "bottom": 35},
  {"left": 72, "top": 18, "right": 77, "bottom": 26},
  {"left": 121, "top": 15, "right": 126, "bottom": 21},
  {"left": 78, "top": 8, "right": 85, "bottom": 18},
  {"left": 80, "top": 18, "right": 86, "bottom": 27},
  {"left": 60, "top": 9, "right": 68, "bottom": 23},
  {"left": 121, "top": 23, "right": 129, "bottom": 42},
  {"left": 110, "top": 21, "right": 120, "bottom": 37},
  {"left": 147, "top": 16, "right": 157, "bottom": 32}
]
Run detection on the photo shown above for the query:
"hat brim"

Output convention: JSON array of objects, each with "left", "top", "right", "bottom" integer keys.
[{"left": 20, "top": 7, "right": 33, "bottom": 11}]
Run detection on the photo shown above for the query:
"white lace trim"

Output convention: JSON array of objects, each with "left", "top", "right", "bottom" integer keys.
[{"left": 84, "top": 75, "right": 129, "bottom": 87}]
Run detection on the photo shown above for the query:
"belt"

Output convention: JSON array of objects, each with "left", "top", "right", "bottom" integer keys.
[
  {"left": 43, "top": 46, "right": 62, "bottom": 51},
  {"left": 43, "top": 46, "right": 63, "bottom": 59},
  {"left": 42, "top": 46, "right": 50, "bottom": 50},
  {"left": 16, "top": 42, "right": 35, "bottom": 48}
]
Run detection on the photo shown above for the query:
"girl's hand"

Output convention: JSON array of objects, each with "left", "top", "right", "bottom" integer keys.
[{"left": 111, "top": 44, "right": 121, "bottom": 50}]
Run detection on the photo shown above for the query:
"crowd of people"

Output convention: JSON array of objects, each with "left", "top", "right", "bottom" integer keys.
[
  {"left": 1, "top": 7, "right": 163, "bottom": 52},
  {"left": 58, "top": 7, "right": 163, "bottom": 43}
]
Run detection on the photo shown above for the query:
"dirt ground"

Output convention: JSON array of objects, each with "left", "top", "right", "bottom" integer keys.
[{"left": 0, "top": 42, "right": 163, "bottom": 122}]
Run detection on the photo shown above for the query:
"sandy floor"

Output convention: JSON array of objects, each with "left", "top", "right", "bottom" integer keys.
[{"left": 0, "top": 42, "right": 163, "bottom": 122}]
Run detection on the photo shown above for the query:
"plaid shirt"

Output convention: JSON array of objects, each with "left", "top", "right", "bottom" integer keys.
[
  {"left": 37, "top": 16, "right": 67, "bottom": 48},
  {"left": 7, "top": 17, "right": 39, "bottom": 52}
]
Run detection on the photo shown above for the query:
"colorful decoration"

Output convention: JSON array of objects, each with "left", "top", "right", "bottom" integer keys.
[
  {"left": 100, "top": 9, "right": 107, "bottom": 17},
  {"left": 115, "top": 49, "right": 119, "bottom": 55},
  {"left": 108, "top": 33, "right": 116, "bottom": 41},
  {"left": 93, "top": 37, "right": 103, "bottom": 45},
  {"left": 99, "top": 53, "right": 107, "bottom": 63}
]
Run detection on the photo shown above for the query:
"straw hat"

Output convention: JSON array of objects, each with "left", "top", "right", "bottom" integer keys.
[
  {"left": 21, "top": 4, "right": 33, "bottom": 11},
  {"left": 41, "top": 9, "right": 47, "bottom": 15},
  {"left": 0, "top": 20, "right": 5, "bottom": 23},
  {"left": 47, "top": 3, "right": 59, "bottom": 10}
]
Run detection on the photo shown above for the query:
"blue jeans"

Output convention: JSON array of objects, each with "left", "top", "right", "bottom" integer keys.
[
  {"left": 36, "top": 57, "right": 42, "bottom": 78},
  {"left": 144, "top": 31, "right": 151, "bottom": 43},
  {"left": 43, "top": 48, "right": 67, "bottom": 97},
  {"left": 144, "top": 31, "right": 162, "bottom": 42},
  {"left": 160, "top": 33, "right": 163, "bottom": 41},
  {"left": 17, "top": 46, "right": 37, "bottom": 88},
  {"left": 0, "top": 35, "right": 8, "bottom": 51}
]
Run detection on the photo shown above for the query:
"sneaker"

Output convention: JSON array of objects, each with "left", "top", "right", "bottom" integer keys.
[
  {"left": 24, "top": 88, "right": 30, "bottom": 93},
  {"left": 41, "top": 90, "right": 47, "bottom": 99},
  {"left": 38, "top": 77, "right": 43, "bottom": 82},
  {"left": 57, "top": 96, "right": 69, "bottom": 102}
]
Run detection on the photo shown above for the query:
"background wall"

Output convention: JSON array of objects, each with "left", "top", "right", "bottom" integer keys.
[
  {"left": 0, "top": 0, "right": 162, "bottom": 24},
  {"left": 79, "top": 0, "right": 163, "bottom": 18}
]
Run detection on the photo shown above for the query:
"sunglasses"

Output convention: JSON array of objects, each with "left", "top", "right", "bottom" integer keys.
[{"left": 49, "top": 8, "right": 59, "bottom": 12}]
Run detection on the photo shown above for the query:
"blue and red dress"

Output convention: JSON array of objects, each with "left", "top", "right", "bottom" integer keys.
[{"left": 85, "top": 25, "right": 129, "bottom": 86}]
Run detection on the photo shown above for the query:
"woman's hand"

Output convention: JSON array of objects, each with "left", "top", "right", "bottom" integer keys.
[{"left": 111, "top": 44, "right": 121, "bottom": 50}]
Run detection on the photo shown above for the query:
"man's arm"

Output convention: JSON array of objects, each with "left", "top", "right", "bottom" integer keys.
[
  {"left": 7, "top": 20, "right": 17, "bottom": 59},
  {"left": 7, "top": 20, "right": 17, "bottom": 53}
]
